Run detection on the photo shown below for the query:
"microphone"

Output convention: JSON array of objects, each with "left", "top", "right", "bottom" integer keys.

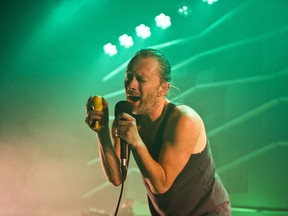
[
  {"left": 92, "top": 96, "right": 103, "bottom": 130},
  {"left": 114, "top": 101, "right": 132, "bottom": 181}
]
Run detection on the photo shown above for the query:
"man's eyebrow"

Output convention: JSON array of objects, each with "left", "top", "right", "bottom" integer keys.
[
  {"left": 135, "top": 73, "right": 149, "bottom": 80},
  {"left": 126, "top": 71, "right": 146, "bottom": 78},
  {"left": 125, "top": 71, "right": 134, "bottom": 76}
]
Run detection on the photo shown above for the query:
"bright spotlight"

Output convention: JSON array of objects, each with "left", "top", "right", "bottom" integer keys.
[
  {"left": 202, "top": 0, "right": 218, "bottom": 5},
  {"left": 178, "top": 3, "right": 192, "bottom": 17},
  {"left": 155, "top": 13, "right": 171, "bottom": 30},
  {"left": 135, "top": 24, "right": 151, "bottom": 39},
  {"left": 119, "top": 34, "right": 134, "bottom": 48},
  {"left": 103, "top": 43, "right": 117, "bottom": 56}
]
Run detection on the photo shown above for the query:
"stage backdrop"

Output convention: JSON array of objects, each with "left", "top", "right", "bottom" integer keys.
[{"left": 0, "top": 0, "right": 287, "bottom": 215}]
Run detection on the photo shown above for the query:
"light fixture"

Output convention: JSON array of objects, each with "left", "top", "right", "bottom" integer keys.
[
  {"left": 202, "top": 0, "right": 218, "bottom": 5},
  {"left": 103, "top": 43, "right": 117, "bottom": 56},
  {"left": 155, "top": 13, "right": 171, "bottom": 30},
  {"left": 178, "top": 3, "right": 192, "bottom": 17},
  {"left": 119, "top": 34, "right": 134, "bottom": 48},
  {"left": 135, "top": 24, "right": 151, "bottom": 39}
]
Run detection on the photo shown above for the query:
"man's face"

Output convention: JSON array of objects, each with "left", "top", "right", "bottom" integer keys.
[{"left": 124, "top": 57, "right": 162, "bottom": 115}]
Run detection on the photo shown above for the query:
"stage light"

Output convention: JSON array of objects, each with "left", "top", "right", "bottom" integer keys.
[
  {"left": 178, "top": 4, "right": 192, "bottom": 17},
  {"left": 103, "top": 43, "right": 117, "bottom": 56},
  {"left": 155, "top": 13, "right": 171, "bottom": 29},
  {"left": 135, "top": 24, "right": 151, "bottom": 39},
  {"left": 119, "top": 34, "right": 134, "bottom": 48},
  {"left": 202, "top": 0, "right": 218, "bottom": 5}
]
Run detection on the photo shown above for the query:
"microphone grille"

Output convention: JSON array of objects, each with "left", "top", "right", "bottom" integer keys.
[{"left": 114, "top": 101, "right": 132, "bottom": 117}]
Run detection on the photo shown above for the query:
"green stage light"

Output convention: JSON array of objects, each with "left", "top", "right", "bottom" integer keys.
[
  {"left": 155, "top": 13, "right": 171, "bottom": 30},
  {"left": 103, "top": 43, "right": 117, "bottom": 56},
  {"left": 178, "top": 4, "right": 192, "bottom": 17},
  {"left": 119, "top": 34, "right": 134, "bottom": 48},
  {"left": 135, "top": 24, "right": 151, "bottom": 39},
  {"left": 202, "top": 0, "right": 218, "bottom": 5}
]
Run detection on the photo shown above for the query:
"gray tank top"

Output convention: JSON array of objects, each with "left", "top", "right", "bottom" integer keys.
[{"left": 143, "top": 103, "right": 229, "bottom": 215}]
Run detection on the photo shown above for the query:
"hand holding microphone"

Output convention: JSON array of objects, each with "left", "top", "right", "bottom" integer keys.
[{"left": 114, "top": 101, "right": 132, "bottom": 181}]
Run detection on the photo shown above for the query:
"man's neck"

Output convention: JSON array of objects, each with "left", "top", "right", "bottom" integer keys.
[{"left": 147, "top": 98, "right": 169, "bottom": 122}]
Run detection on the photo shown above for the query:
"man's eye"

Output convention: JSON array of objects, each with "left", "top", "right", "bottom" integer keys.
[
  {"left": 125, "top": 75, "right": 133, "bottom": 82},
  {"left": 137, "top": 78, "right": 146, "bottom": 83}
]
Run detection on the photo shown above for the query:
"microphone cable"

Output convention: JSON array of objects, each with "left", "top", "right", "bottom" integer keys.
[
  {"left": 113, "top": 101, "right": 133, "bottom": 216},
  {"left": 113, "top": 178, "right": 125, "bottom": 216},
  {"left": 113, "top": 149, "right": 130, "bottom": 216}
]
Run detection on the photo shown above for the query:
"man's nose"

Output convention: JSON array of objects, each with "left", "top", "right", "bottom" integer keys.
[{"left": 127, "top": 76, "right": 138, "bottom": 90}]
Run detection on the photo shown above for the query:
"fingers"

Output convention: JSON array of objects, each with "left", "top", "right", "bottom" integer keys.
[
  {"left": 85, "top": 96, "right": 111, "bottom": 132},
  {"left": 114, "top": 128, "right": 119, "bottom": 137},
  {"left": 114, "top": 113, "right": 135, "bottom": 132},
  {"left": 114, "top": 113, "right": 136, "bottom": 140},
  {"left": 85, "top": 116, "right": 95, "bottom": 129},
  {"left": 86, "top": 96, "right": 94, "bottom": 111},
  {"left": 85, "top": 99, "right": 104, "bottom": 130},
  {"left": 85, "top": 112, "right": 101, "bottom": 129},
  {"left": 115, "top": 112, "right": 134, "bottom": 122},
  {"left": 114, "top": 125, "right": 126, "bottom": 140},
  {"left": 101, "top": 97, "right": 108, "bottom": 109}
]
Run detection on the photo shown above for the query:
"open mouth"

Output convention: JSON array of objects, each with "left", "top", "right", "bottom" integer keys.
[{"left": 128, "top": 96, "right": 141, "bottom": 102}]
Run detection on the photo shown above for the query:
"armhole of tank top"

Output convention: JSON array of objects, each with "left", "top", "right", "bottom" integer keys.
[{"left": 153, "top": 103, "right": 176, "bottom": 160}]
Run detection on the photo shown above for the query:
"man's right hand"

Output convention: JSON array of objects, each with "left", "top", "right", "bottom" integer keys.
[{"left": 85, "top": 96, "right": 109, "bottom": 132}]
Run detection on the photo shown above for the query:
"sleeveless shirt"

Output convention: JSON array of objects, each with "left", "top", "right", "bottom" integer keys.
[{"left": 142, "top": 103, "right": 230, "bottom": 216}]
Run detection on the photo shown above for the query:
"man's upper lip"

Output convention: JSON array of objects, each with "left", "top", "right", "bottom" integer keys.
[{"left": 127, "top": 93, "right": 140, "bottom": 97}]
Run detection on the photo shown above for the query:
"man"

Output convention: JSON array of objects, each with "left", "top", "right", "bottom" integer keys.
[{"left": 85, "top": 48, "right": 230, "bottom": 215}]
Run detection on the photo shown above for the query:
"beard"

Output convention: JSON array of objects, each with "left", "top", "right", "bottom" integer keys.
[{"left": 133, "top": 93, "right": 160, "bottom": 115}]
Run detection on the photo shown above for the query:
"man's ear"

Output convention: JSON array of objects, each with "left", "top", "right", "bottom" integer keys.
[{"left": 158, "top": 82, "right": 170, "bottom": 96}]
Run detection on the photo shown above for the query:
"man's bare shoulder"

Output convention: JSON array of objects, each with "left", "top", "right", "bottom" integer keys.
[
  {"left": 171, "top": 104, "right": 203, "bottom": 123},
  {"left": 166, "top": 104, "right": 206, "bottom": 153}
]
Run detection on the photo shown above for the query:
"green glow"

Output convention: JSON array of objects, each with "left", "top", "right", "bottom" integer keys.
[{"left": 1, "top": 0, "right": 287, "bottom": 215}]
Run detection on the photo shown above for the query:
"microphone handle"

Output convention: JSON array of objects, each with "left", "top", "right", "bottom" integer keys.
[
  {"left": 114, "top": 101, "right": 132, "bottom": 181},
  {"left": 120, "top": 139, "right": 127, "bottom": 166},
  {"left": 120, "top": 138, "right": 128, "bottom": 181}
]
